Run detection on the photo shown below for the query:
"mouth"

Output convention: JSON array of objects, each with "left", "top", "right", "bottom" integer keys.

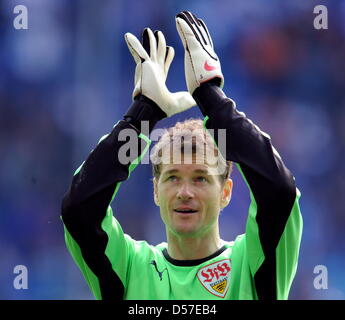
[{"left": 173, "top": 208, "right": 198, "bottom": 215}]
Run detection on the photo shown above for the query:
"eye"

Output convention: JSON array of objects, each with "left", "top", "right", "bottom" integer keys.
[
  {"left": 167, "top": 175, "right": 178, "bottom": 182},
  {"left": 195, "top": 176, "right": 207, "bottom": 183}
]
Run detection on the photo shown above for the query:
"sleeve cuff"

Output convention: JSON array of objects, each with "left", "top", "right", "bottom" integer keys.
[
  {"left": 124, "top": 95, "right": 166, "bottom": 133},
  {"left": 192, "top": 83, "right": 234, "bottom": 117}
]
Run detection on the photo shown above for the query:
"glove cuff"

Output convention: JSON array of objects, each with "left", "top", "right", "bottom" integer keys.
[
  {"left": 193, "top": 82, "right": 233, "bottom": 117},
  {"left": 124, "top": 94, "right": 167, "bottom": 133}
]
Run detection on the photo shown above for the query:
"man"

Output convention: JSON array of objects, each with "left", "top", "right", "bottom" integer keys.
[{"left": 61, "top": 11, "right": 302, "bottom": 300}]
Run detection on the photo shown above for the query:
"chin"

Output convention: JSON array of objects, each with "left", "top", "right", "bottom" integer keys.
[{"left": 172, "top": 225, "right": 200, "bottom": 237}]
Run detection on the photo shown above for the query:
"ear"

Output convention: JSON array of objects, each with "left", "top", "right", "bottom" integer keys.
[
  {"left": 153, "top": 177, "right": 160, "bottom": 206},
  {"left": 220, "top": 178, "right": 233, "bottom": 209}
]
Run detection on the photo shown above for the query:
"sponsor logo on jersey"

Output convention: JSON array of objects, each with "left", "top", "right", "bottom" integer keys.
[{"left": 196, "top": 259, "right": 231, "bottom": 298}]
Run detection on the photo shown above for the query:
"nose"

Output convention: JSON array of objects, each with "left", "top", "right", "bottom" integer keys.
[{"left": 176, "top": 182, "right": 194, "bottom": 200}]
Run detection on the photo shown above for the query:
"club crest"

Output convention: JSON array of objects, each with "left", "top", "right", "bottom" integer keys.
[{"left": 197, "top": 259, "right": 231, "bottom": 298}]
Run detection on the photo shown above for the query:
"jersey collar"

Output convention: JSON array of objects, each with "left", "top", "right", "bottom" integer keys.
[{"left": 162, "top": 245, "right": 227, "bottom": 266}]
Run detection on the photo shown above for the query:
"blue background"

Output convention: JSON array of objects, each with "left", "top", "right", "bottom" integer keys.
[{"left": 0, "top": 0, "right": 344, "bottom": 299}]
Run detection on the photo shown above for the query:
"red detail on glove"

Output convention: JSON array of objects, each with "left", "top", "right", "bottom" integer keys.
[{"left": 204, "top": 61, "right": 217, "bottom": 71}]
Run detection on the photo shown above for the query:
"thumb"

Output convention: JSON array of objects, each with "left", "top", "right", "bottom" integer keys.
[{"left": 170, "top": 91, "right": 196, "bottom": 114}]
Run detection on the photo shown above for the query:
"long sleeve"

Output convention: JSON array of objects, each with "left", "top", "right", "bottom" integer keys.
[
  {"left": 61, "top": 95, "right": 165, "bottom": 300},
  {"left": 193, "top": 83, "right": 303, "bottom": 300}
]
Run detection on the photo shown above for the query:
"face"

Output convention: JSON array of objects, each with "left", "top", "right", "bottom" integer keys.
[{"left": 153, "top": 155, "right": 232, "bottom": 238}]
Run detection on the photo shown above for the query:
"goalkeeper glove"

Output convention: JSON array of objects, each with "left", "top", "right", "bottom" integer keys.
[
  {"left": 125, "top": 28, "right": 196, "bottom": 117},
  {"left": 175, "top": 11, "right": 224, "bottom": 95}
]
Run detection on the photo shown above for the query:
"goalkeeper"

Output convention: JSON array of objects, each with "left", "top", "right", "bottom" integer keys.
[{"left": 61, "top": 11, "right": 302, "bottom": 300}]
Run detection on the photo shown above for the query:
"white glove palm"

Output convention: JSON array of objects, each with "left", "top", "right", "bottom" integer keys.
[
  {"left": 176, "top": 11, "right": 224, "bottom": 94},
  {"left": 125, "top": 28, "right": 196, "bottom": 117}
]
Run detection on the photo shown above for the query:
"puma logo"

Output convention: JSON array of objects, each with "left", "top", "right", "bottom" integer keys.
[{"left": 150, "top": 260, "right": 168, "bottom": 281}]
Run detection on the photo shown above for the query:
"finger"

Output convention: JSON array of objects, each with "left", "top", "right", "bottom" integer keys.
[
  {"left": 177, "top": 11, "right": 195, "bottom": 25},
  {"left": 142, "top": 28, "right": 150, "bottom": 56},
  {"left": 142, "top": 28, "right": 157, "bottom": 61},
  {"left": 175, "top": 17, "right": 187, "bottom": 49},
  {"left": 190, "top": 12, "right": 208, "bottom": 46},
  {"left": 177, "top": 11, "right": 205, "bottom": 46},
  {"left": 198, "top": 19, "right": 213, "bottom": 48},
  {"left": 175, "top": 17, "right": 201, "bottom": 51},
  {"left": 176, "top": 12, "right": 200, "bottom": 43},
  {"left": 155, "top": 30, "right": 166, "bottom": 65},
  {"left": 125, "top": 32, "right": 150, "bottom": 63},
  {"left": 164, "top": 46, "right": 175, "bottom": 75}
]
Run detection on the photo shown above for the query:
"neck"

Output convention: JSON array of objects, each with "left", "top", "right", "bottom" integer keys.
[{"left": 166, "top": 227, "right": 222, "bottom": 260}]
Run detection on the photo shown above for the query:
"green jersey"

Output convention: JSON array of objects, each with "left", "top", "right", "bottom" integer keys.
[{"left": 61, "top": 86, "right": 302, "bottom": 300}]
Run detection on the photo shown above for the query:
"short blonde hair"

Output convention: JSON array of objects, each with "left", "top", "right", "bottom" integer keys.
[{"left": 150, "top": 118, "right": 232, "bottom": 182}]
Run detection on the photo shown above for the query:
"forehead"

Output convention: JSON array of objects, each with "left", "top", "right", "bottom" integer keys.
[
  {"left": 159, "top": 147, "right": 219, "bottom": 166},
  {"left": 157, "top": 146, "right": 226, "bottom": 177},
  {"left": 159, "top": 162, "right": 223, "bottom": 180},
  {"left": 160, "top": 163, "right": 211, "bottom": 175}
]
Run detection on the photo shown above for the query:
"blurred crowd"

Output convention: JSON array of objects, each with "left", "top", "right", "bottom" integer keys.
[{"left": 0, "top": 0, "right": 344, "bottom": 299}]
